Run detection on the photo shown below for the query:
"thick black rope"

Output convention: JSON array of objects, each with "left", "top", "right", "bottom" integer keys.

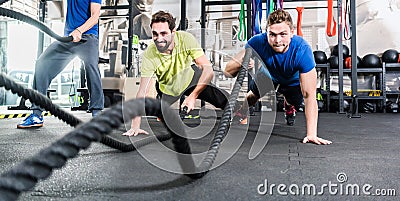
[
  {"left": 0, "top": 7, "right": 73, "bottom": 42},
  {"left": 1, "top": 0, "right": 178, "bottom": 148},
  {"left": 0, "top": 71, "right": 197, "bottom": 172},
  {"left": 0, "top": 98, "right": 195, "bottom": 201},
  {"left": 0, "top": 73, "right": 154, "bottom": 152},
  {"left": 0, "top": 73, "right": 81, "bottom": 126},
  {"left": 0, "top": 50, "right": 252, "bottom": 200},
  {"left": 191, "top": 48, "right": 252, "bottom": 177},
  {"left": 101, "top": 130, "right": 172, "bottom": 152},
  {"left": 0, "top": 1, "right": 252, "bottom": 189},
  {"left": 0, "top": 44, "right": 252, "bottom": 176}
]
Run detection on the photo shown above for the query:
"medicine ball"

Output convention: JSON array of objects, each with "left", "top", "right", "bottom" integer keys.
[
  {"left": 361, "top": 54, "right": 381, "bottom": 68},
  {"left": 381, "top": 49, "right": 399, "bottom": 63},
  {"left": 313, "top": 50, "right": 328, "bottom": 64},
  {"left": 328, "top": 56, "right": 339, "bottom": 69},
  {"left": 328, "top": 56, "right": 345, "bottom": 69},
  {"left": 344, "top": 55, "right": 361, "bottom": 69},
  {"left": 332, "top": 44, "right": 350, "bottom": 57}
]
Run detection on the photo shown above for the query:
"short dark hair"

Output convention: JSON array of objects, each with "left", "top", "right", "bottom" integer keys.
[
  {"left": 150, "top": 10, "right": 176, "bottom": 31},
  {"left": 267, "top": 9, "right": 294, "bottom": 30}
]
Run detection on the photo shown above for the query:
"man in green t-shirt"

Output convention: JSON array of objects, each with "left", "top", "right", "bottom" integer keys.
[{"left": 123, "top": 10, "right": 228, "bottom": 136}]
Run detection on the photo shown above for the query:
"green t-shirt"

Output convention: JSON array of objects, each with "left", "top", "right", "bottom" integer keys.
[{"left": 141, "top": 31, "right": 204, "bottom": 96}]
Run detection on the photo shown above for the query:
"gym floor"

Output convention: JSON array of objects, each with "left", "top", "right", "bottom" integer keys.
[{"left": 0, "top": 109, "right": 399, "bottom": 200}]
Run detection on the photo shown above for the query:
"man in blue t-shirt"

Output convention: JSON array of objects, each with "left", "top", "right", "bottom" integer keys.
[
  {"left": 17, "top": 0, "right": 104, "bottom": 128},
  {"left": 225, "top": 9, "right": 331, "bottom": 145}
]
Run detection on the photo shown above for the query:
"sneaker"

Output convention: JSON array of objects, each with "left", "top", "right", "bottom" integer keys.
[
  {"left": 232, "top": 111, "right": 248, "bottom": 125},
  {"left": 92, "top": 110, "right": 102, "bottom": 117},
  {"left": 17, "top": 113, "right": 44, "bottom": 129},
  {"left": 179, "top": 108, "right": 200, "bottom": 120},
  {"left": 181, "top": 114, "right": 200, "bottom": 119},
  {"left": 239, "top": 116, "right": 248, "bottom": 125},
  {"left": 284, "top": 102, "right": 296, "bottom": 126}
]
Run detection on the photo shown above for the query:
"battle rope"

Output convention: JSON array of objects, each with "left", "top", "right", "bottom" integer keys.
[
  {"left": 1, "top": 45, "right": 252, "bottom": 166},
  {"left": 0, "top": 1, "right": 254, "bottom": 197},
  {"left": 0, "top": 98, "right": 197, "bottom": 201},
  {"left": 193, "top": 48, "right": 252, "bottom": 175},
  {"left": 0, "top": 73, "right": 81, "bottom": 127},
  {"left": 0, "top": 73, "right": 167, "bottom": 152},
  {"left": 0, "top": 0, "right": 253, "bottom": 158},
  {"left": 0, "top": 7, "right": 74, "bottom": 42},
  {"left": 1, "top": 44, "right": 251, "bottom": 161},
  {"left": 0, "top": 35, "right": 252, "bottom": 201}
]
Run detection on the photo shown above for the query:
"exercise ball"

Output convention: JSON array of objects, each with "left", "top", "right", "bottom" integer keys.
[
  {"left": 328, "top": 56, "right": 339, "bottom": 69},
  {"left": 313, "top": 50, "right": 328, "bottom": 64},
  {"left": 332, "top": 44, "right": 350, "bottom": 57},
  {"left": 381, "top": 49, "right": 399, "bottom": 63},
  {"left": 361, "top": 54, "right": 382, "bottom": 68},
  {"left": 344, "top": 55, "right": 361, "bottom": 69}
]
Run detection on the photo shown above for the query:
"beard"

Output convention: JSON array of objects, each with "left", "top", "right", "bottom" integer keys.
[{"left": 155, "top": 40, "right": 172, "bottom": 53}]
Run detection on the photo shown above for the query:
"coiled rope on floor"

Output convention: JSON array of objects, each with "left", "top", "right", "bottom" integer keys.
[{"left": 0, "top": 97, "right": 196, "bottom": 201}]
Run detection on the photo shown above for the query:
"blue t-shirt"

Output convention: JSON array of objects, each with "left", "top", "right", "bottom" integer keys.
[
  {"left": 64, "top": 0, "right": 102, "bottom": 37},
  {"left": 246, "top": 34, "right": 315, "bottom": 86}
]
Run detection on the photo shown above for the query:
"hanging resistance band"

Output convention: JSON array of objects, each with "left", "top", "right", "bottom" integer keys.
[
  {"left": 273, "top": 0, "right": 283, "bottom": 10},
  {"left": 277, "top": 0, "right": 284, "bottom": 10},
  {"left": 296, "top": 6, "right": 304, "bottom": 37},
  {"left": 326, "top": 0, "right": 337, "bottom": 37},
  {"left": 343, "top": 0, "right": 351, "bottom": 40},
  {"left": 238, "top": 0, "right": 247, "bottom": 41},
  {"left": 253, "top": 0, "right": 263, "bottom": 35},
  {"left": 266, "top": 0, "right": 272, "bottom": 18}
]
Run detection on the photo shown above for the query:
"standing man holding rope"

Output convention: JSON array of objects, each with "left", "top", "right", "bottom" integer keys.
[
  {"left": 17, "top": 0, "right": 104, "bottom": 128},
  {"left": 123, "top": 10, "right": 229, "bottom": 136},
  {"left": 225, "top": 9, "right": 331, "bottom": 145}
]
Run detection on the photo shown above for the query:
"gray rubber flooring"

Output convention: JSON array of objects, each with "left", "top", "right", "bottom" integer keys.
[{"left": 0, "top": 110, "right": 399, "bottom": 201}]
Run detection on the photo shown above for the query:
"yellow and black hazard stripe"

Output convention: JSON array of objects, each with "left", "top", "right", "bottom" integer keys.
[{"left": 0, "top": 112, "right": 52, "bottom": 119}]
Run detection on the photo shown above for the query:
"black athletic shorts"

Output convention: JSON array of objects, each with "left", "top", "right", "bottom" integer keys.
[{"left": 249, "top": 70, "right": 304, "bottom": 107}]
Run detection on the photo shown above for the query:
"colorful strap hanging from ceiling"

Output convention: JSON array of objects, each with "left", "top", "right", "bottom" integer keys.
[
  {"left": 266, "top": 0, "right": 284, "bottom": 21},
  {"left": 252, "top": 0, "right": 263, "bottom": 35},
  {"left": 296, "top": 6, "right": 304, "bottom": 37},
  {"left": 343, "top": 0, "right": 351, "bottom": 40},
  {"left": 326, "top": 0, "right": 337, "bottom": 37},
  {"left": 238, "top": 0, "right": 247, "bottom": 41},
  {"left": 266, "top": 0, "right": 272, "bottom": 17},
  {"left": 273, "top": 0, "right": 284, "bottom": 10}
]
